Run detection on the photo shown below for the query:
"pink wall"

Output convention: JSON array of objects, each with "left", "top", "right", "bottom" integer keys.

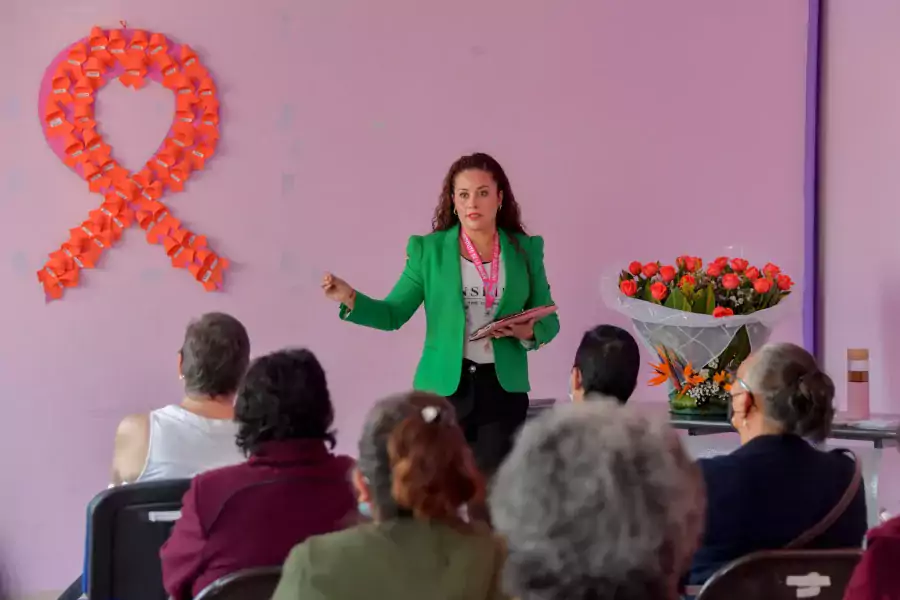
[
  {"left": 820, "top": 0, "right": 900, "bottom": 514},
  {"left": 821, "top": 0, "right": 900, "bottom": 414},
  {"left": 0, "top": 0, "right": 809, "bottom": 594}
]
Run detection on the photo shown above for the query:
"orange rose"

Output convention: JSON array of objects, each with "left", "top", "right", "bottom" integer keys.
[
  {"left": 722, "top": 273, "right": 740, "bottom": 290},
  {"left": 745, "top": 266, "right": 760, "bottom": 281},
  {"left": 707, "top": 263, "right": 723, "bottom": 278},
  {"left": 650, "top": 281, "right": 668, "bottom": 301},
  {"left": 763, "top": 262, "right": 781, "bottom": 278},
  {"left": 676, "top": 255, "right": 688, "bottom": 269},
  {"left": 628, "top": 261, "right": 642, "bottom": 276},
  {"left": 731, "top": 258, "right": 749, "bottom": 273},
  {"left": 679, "top": 274, "right": 696, "bottom": 288},
  {"left": 685, "top": 257, "right": 699, "bottom": 272},
  {"left": 660, "top": 265, "right": 676, "bottom": 283},
  {"left": 713, "top": 306, "right": 734, "bottom": 318},
  {"left": 776, "top": 274, "right": 794, "bottom": 290},
  {"left": 714, "top": 256, "right": 729, "bottom": 267},
  {"left": 754, "top": 278, "right": 772, "bottom": 294},
  {"left": 642, "top": 262, "right": 658, "bottom": 278},
  {"left": 693, "top": 256, "right": 704, "bottom": 272},
  {"left": 620, "top": 279, "right": 638, "bottom": 297}
]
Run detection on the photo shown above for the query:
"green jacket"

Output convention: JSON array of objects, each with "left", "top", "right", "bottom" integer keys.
[
  {"left": 340, "top": 225, "right": 559, "bottom": 395},
  {"left": 272, "top": 520, "right": 509, "bottom": 600}
]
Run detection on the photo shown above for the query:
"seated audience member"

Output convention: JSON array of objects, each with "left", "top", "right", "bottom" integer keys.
[
  {"left": 570, "top": 324, "right": 641, "bottom": 403},
  {"left": 843, "top": 427, "right": 900, "bottom": 600},
  {"left": 111, "top": 312, "right": 250, "bottom": 484},
  {"left": 272, "top": 392, "right": 507, "bottom": 600},
  {"left": 55, "top": 312, "right": 252, "bottom": 600},
  {"left": 160, "top": 348, "right": 357, "bottom": 600},
  {"left": 490, "top": 402, "right": 704, "bottom": 600},
  {"left": 689, "top": 342, "right": 867, "bottom": 585}
]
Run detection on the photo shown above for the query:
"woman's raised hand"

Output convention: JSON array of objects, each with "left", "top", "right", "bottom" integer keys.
[{"left": 322, "top": 273, "right": 356, "bottom": 308}]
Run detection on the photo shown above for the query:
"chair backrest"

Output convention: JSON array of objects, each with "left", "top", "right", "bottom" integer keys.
[
  {"left": 192, "top": 567, "right": 282, "bottom": 600},
  {"left": 85, "top": 479, "right": 191, "bottom": 600},
  {"left": 695, "top": 549, "right": 864, "bottom": 600}
]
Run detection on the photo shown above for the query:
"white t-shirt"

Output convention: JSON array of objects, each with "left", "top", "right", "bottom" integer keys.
[{"left": 462, "top": 254, "right": 506, "bottom": 364}]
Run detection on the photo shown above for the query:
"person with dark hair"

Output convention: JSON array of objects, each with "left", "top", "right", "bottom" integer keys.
[
  {"left": 688, "top": 343, "right": 867, "bottom": 586},
  {"left": 272, "top": 392, "right": 508, "bottom": 600},
  {"left": 322, "top": 153, "right": 560, "bottom": 476},
  {"left": 111, "top": 312, "right": 250, "bottom": 485},
  {"left": 570, "top": 324, "right": 641, "bottom": 404},
  {"left": 160, "top": 349, "right": 356, "bottom": 600}
]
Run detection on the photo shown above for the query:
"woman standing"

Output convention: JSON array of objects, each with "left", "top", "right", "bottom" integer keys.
[{"left": 323, "top": 152, "right": 559, "bottom": 475}]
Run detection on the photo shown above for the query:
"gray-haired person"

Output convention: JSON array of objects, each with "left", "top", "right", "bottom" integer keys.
[
  {"left": 490, "top": 402, "right": 705, "bottom": 600},
  {"left": 689, "top": 342, "right": 867, "bottom": 585}
]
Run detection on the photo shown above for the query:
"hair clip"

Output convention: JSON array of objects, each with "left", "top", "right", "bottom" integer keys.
[{"left": 421, "top": 406, "right": 439, "bottom": 423}]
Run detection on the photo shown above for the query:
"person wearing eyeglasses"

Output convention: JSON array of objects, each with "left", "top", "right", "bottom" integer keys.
[{"left": 687, "top": 343, "right": 867, "bottom": 586}]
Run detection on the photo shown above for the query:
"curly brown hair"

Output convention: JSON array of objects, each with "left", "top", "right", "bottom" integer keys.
[{"left": 432, "top": 152, "right": 526, "bottom": 235}]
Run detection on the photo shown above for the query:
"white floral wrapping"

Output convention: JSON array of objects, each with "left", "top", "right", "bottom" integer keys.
[{"left": 602, "top": 274, "right": 797, "bottom": 368}]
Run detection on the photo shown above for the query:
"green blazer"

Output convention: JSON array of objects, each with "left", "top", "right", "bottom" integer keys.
[
  {"left": 272, "top": 520, "right": 509, "bottom": 600},
  {"left": 340, "top": 224, "right": 559, "bottom": 396}
]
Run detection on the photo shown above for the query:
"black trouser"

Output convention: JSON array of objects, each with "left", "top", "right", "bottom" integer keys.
[{"left": 447, "top": 360, "right": 529, "bottom": 477}]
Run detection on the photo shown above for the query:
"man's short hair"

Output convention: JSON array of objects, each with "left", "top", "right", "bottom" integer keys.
[
  {"left": 574, "top": 324, "right": 641, "bottom": 403},
  {"left": 180, "top": 312, "right": 251, "bottom": 397}
]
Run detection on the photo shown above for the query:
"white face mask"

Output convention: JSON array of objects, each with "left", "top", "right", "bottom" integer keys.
[{"left": 568, "top": 380, "right": 575, "bottom": 403}]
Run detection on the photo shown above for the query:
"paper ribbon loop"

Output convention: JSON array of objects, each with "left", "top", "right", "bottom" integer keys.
[
  {"left": 189, "top": 250, "right": 228, "bottom": 291},
  {"left": 88, "top": 27, "right": 113, "bottom": 65},
  {"left": 37, "top": 26, "right": 227, "bottom": 301}
]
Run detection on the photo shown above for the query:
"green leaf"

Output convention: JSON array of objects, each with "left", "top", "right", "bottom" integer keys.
[
  {"left": 642, "top": 284, "right": 657, "bottom": 304},
  {"left": 664, "top": 288, "right": 691, "bottom": 311},
  {"left": 691, "top": 286, "right": 711, "bottom": 314},
  {"left": 715, "top": 325, "right": 752, "bottom": 372}
]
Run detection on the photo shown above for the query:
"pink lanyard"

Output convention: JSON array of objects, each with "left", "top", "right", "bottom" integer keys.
[{"left": 461, "top": 231, "right": 501, "bottom": 309}]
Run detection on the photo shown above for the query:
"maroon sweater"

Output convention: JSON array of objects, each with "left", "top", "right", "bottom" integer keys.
[
  {"left": 160, "top": 439, "right": 357, "bottom": 599},
  {"left": 844, "top": 516, "right": 900, "bottom": 600}
]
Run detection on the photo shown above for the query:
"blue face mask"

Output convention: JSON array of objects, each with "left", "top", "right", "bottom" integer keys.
[{"left": 358, "top": 501, "right": 372, "bottom": 519}]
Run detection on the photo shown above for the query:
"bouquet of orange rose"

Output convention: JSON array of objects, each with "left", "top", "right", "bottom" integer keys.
[{"left": 610, "top": 255, "right": 794, "bottom": 415}]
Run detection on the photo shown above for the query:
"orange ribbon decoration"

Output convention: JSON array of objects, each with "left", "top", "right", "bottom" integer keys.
[{"left": 37, "top": 26, "right": 227, "bottom": 300}]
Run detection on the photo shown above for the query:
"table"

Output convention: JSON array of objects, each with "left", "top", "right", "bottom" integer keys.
[{"left": 527, "top": 400, "right": 899, "bottom": 525}]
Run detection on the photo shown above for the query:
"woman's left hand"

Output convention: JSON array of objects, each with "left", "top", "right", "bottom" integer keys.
[{"left": 492, "top": 319, "right": 535, "bottom": 341}]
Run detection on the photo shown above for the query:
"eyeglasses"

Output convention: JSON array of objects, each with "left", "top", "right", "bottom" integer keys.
[{"left": 731, "top": 377, "right": 753, "bottom": 399}]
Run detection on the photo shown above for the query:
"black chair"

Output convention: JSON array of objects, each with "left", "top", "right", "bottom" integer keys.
[
  {"left": 85, "top": 479, "right": 191, "bottom": 600},
  {"left": 695, "top": 549, "right": 864, "bottom": 600},
  {"left": 192, "top": 567, "right": 282, "bottom": 600}
]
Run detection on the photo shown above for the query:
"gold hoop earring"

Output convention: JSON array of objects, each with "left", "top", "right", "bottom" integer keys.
[{"left": 453, "top": 208, "right": 457, "bottom": 216}]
